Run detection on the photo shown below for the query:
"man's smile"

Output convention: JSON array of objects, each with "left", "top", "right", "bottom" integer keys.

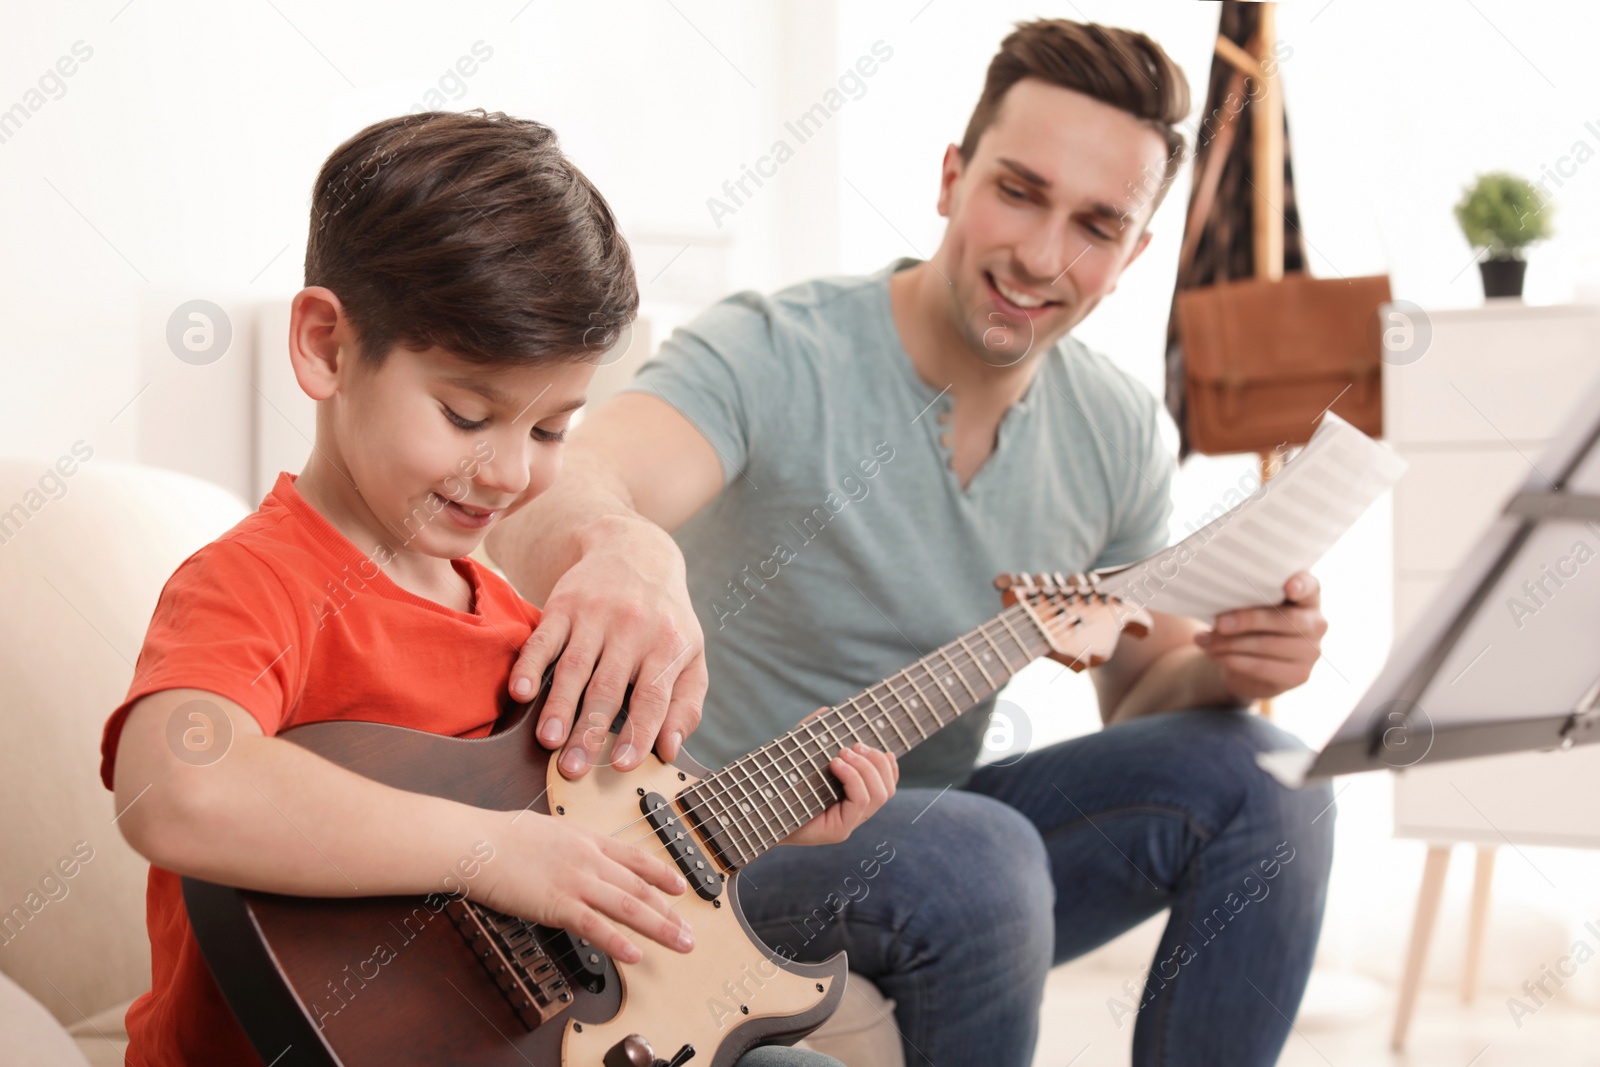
[{"left": 984, "top": 270, "right": 1063, "bottom": 319}]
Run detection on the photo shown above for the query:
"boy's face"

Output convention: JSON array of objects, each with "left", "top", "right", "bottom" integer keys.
[
  {"left": 326, "top": 342, "right": 594, "bottom": 561},
  {"left": 934, "top": 78, "right": 1170, "bottom": 365}
]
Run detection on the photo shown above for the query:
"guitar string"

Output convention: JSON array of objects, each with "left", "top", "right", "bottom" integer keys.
[
  {"left": 606, "top": 591, "right": 1106, "bottom": 865},
  {"left": 649, "top": 585, "right": 1107, "bottom": 851},
  {"left": 616, "top": 590, "right": 1108, "bottom": 870},
  {"left": 609, "top": 591, "right": 1100, "bottom": 864},
  {"left": 604, "top": 600, "right": 1050, "bottom": 859},
  {"left": 451, "top": 586, "right": 1099, "bottom": 959},
  {"left": 470, "top": 590, "right": 1105, "bottom": 966}
]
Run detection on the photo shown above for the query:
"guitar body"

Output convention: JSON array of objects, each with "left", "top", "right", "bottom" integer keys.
[
  {"left": 184, "top": 570, "right": 1143, "bottom": 1066},
  {"left": 182, "top": 688, "right": 845, "bottom": 1067}
]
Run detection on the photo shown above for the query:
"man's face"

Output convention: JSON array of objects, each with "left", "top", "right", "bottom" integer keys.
[
  {"left": 934, "top": 78, "right": 1171, "bottom": 366},
  {"left": 331, "top": 344, "right": 594, "bottom": 559}
]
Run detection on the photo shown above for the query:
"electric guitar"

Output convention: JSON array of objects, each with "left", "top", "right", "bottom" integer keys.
[{"left": 183, "top": 571, "right": 1151, "bottom": 1067}]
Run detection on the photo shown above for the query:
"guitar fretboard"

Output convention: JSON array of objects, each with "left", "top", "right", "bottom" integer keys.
[{"left": 676, "top": 602, "right": 1054, "bottom": 870}]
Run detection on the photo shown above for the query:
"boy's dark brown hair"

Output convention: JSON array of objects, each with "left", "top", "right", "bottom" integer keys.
[
  {"left": 305, "top": 110, "right": 637, "bottom": 365},
  {"left": 959, "top": 19, "right": 1191, "bottom": 216}
]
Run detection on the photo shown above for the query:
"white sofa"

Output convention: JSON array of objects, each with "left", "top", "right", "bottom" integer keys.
[
  {"left": 0, "top": 459, "right": 248, "bottom": 1066},
  {"left": 0, "top": 457, "right": 901, "bottom": 1066}
]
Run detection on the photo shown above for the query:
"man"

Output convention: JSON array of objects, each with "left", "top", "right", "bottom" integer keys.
[{"left": 487, "top": 19, "right": 1335, "bottom": 1066}]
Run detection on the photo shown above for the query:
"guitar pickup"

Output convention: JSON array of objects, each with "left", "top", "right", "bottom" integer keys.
[{"left": 641, "top": 792, "right": 723, "bottom": 901}]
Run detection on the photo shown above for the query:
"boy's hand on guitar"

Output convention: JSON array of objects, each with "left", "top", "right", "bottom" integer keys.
[
  {"left": 783, "top": 708, "right": 899, "bottom": 847},
  {"left": 481, "top": 809, "right": 695, "bottom": 966}
]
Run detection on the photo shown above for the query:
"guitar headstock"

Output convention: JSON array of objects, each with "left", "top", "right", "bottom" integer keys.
[{"left": 994, "top": 571, "right": 1152, "bottom": 672}]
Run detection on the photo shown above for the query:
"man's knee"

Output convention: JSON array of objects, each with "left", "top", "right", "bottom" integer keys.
[
  {"left": 1263, "top": 773, "right": 1336, "bottom": 888},
  {"left": 1130, "top": 711, "right": 1335, "bottom": 894},
  {"left": 897, "top": 792, "right": 1053, "bottom": 968},
  {"left": 1221, "top": 719, "right": 1337, "bottom": 912},
  {"left": 1246, "top": 719, "right": 1335, "bottom": 853}
]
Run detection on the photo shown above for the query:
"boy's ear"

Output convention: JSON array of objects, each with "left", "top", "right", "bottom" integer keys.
[{"left": 288, "top": 287, "right": 353, "bottom": 401}]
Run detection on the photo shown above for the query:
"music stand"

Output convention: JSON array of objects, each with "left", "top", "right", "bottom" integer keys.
[{"left": 1265, "top": 370, "right": 1600, "bottom": 786}]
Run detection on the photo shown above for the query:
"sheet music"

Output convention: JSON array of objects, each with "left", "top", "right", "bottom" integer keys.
[{"left": 1096, "top": 413, "right": 1408, "bottom": 619}]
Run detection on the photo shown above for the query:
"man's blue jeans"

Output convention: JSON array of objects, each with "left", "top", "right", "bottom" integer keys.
[{"left": 736, "top": 708, "right": 1335, "bottom": 1066}]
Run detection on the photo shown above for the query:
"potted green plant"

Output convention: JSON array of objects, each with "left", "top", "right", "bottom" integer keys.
[{"left": 1454, "top": 172, "right": 1553, "bottom": 299}]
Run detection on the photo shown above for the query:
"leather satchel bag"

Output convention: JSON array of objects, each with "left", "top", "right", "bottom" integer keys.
[{"left": 1177, "top": 270, "right": 1390, "bottom": 456}]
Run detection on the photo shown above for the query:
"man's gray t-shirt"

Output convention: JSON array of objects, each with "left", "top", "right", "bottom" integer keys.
[{"left": 623, "top": 259, "right": 1174, "bottom": 788}]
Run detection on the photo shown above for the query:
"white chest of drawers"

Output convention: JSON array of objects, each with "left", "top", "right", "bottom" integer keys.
[{"left": 1381, "top": 300, "right": 1600, "bottom": 1049}]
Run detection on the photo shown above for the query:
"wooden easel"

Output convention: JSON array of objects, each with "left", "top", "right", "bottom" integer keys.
[{"left": 1389, "top": 846, "right": 1499, "bottom": 1050}]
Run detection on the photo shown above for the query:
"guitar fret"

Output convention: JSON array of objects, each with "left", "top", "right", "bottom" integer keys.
[
  {"left": 1014, "top": 597, "right": 1060, "bottom": 658},
  {"left": 864, "top": 686, "right": 913, "bottom": 752},
  {"left": 996, "top": 612, "right": 1037, "bottom": 662},
  {"left": 975, "top": 623, "right": 1014, "bottom": 674},
  {"left": 748, "top": 779, "right": 785, "bottom": 855},
  {"left": 748, "top": 753, "right": 798, "bottom": 844},
  {"left": 847, "top": 694, "right": 893, "bottom": 753},
  {"left": 685, "top": 580, "right": 1131, "bottom": 872},
  {"left": 732, "top": 755, "right": 777, "bottom": 857},
  {"left": 800, "top": 729, "right": 834, "bottom": 779},
  {"left": 935, "top": 646, "right": 979, "bottom": 701},
  {"left": 780, "top": 735, "right": 831, "bottom": 813},
  {"left": 720, "top": 769, "right": 769, "bottom": 859},
  {"left": 820, "top": 710, "right": 853, "bottom": 757},
  {"left": 801, "top": 721, "right": 844, "bottom": 803},
  {"left": 916, "top": 660, "right": 959, "bottom": 725},
  {"left": 715, "top": 785, "right": 763, "bottom": 869},
  {"left": 894, "top": 671, "right": 934, "bottom": 738},
  {"left": 957, "top": 634, "right": 997, "bottom": 688},
  {"left": 702, "top": 789, "right": 756, "bottom": 869}
]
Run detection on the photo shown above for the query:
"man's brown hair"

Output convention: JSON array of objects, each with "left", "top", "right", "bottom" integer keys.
[
  {"left": 959, "top": 19, "right": 1191, "bottom": 216},
  {"left": 305, "top": 110, "right": 637, "bottom": 365}
]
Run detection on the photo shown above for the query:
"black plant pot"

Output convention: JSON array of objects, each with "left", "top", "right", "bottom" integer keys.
[{"left": 1479, "top": 256, "right": 1527, "bottom": 299}]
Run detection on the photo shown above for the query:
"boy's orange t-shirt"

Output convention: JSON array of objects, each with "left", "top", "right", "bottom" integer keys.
[{"left": 99, "top": 471, "right": 543, "bottom": 1067}]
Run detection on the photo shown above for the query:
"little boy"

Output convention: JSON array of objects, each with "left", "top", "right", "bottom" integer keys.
[{"left": 100, "top": 110, "right": 894, "bottom": 1067}]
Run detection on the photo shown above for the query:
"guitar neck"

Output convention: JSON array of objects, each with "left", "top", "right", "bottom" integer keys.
[{"left": 678, "top": 602, "right": 1054, "bottom": 870}]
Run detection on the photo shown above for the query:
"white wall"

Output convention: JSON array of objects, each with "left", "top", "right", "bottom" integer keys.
[
  {"left": 0, "top": 0, "right": 840, "bottom": 473},
  {"left": 7, "top": 0, "right": 1599, "bottom": 469}
]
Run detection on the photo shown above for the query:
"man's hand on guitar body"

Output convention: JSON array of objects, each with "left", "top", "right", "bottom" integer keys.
[{"left": 510, "top": 513, "right": 709, "bottom": 780}]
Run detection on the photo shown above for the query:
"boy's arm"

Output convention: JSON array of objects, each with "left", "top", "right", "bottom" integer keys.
[{"left": 113, "top": 687, "right": 693, "bottom": 965}]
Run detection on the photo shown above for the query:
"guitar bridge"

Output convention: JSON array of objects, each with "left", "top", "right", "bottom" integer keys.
[{"left": 447, "top": 899, "right": 576, "bottom": 1030}]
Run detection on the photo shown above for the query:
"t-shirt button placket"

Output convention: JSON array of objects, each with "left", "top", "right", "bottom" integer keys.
[{"left": 934, "top": 400, "right": 955, "bottom": 470}]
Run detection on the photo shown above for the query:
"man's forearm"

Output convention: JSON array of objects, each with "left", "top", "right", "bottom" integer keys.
[
  {"left": 1102, "top": 643, "right": 1242, "bottom": 726},
  {"left": 486, "top": 449, "right": 642, "bottom": 604}
]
